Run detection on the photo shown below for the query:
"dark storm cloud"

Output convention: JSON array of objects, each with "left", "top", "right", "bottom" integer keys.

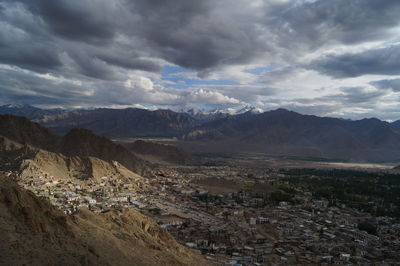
[
  {"left": 96, "top": 53, "right": 162, "bottom": 73},
  {"left": 1, "top": 0, "right": 400, "bottom": 113},
  {"left": 0, "top": 2, "right": 62, "bottom": 72},
  {"left": 0, "top": 0, "right": 157, "bottom": 79},
  {"left": 122, "top": 0, "right": 400, "bottom": 71},
  {"left": 124, "top": 0, "right": 267, "bottom": 70},
  {"left": 0, "top": 0, "right": 268, "bottom": 79},
  {"left": 371, "top": 78, "right": 400, "bottom": 92},
  {"left": 336, "top": 87, "right": 389, "bottom": 104},
  {"left": 23, "top": 0, "right": 116, "bottom": 43},
  {"left": 310, "top": 45, "right": 400, "bottom": 78},
  {"left": 0, "top": 42, "right": 61, "bottom": 72},
  {"left": 275, "top": 0, "right": 400, "bottom": 47},
  {"left": 65, "top": 48, "right": 119, "bottom": 80},
  {"left": 0, "top": 67, "right": 94, "bottom": 106},
  {"left": 127, "top": 0, "right": 212, "bottom": 24},
  {"left": 3, "top": 0, "right": 400, "bottom": 77}
]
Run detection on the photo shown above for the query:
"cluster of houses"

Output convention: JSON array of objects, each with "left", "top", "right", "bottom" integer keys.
[
  {"left": 4, "top": 163, "right": 399, "bottom": 265},
  {"left": 161, "top": 166, "right": 400, "bottom": 265}
]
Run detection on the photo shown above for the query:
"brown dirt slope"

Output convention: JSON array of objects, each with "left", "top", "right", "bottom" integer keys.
[
  {"left": 0, "top": 175, "right": 208, "bottom": 266},
  {"left": 0, "top": 115, "right": 151, "bottom": 176},
  {"left": 0, "top": 134, "right": 148, "bottom": 187},
  {"left": 123, "top": 140, "right": 198, "bottom": 165},
  {"left": 0, "top": 114, "right": 59, "bottom": 150},
  {"left": 58, "top": 128, "right": 151, "bottom": 176}
]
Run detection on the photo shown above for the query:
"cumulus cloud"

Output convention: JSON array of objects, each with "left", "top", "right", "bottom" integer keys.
[
  {"left": 0, "top": 65, "right": 242, "bottom": 109},
  {"left": 185, "top": 89, "right": 242, "bottom": 105}
]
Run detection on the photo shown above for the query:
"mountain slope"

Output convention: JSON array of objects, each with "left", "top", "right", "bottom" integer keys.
[
  {"left": 6, "top": 105, "right": 400, "bottom": 162},
  {"left": 0, "top": 114, "right": 59, "bottom": 150},
  {"left": 391, "top": 120, "right": 400, "bottom": 132},
  {"left": 0, "top": 175, "right": 206, "bottom": 266},
  {"left": 122, "top": 140, "right": 198, "bottom": 165},
  {"left": 183, "top": 109, "right": 400, "bottom": 161},
  {"left": 0, "top": 104, "right": 64, "bottom": 120},
  {"left": 0, "top": 115, "right": 150, "bottom": 176},
  {"left": 58, "top": 128, "right": 151, "bottom": 176},
  {"left": 39, "top": 108, "right": 199, "bottom": 138}
]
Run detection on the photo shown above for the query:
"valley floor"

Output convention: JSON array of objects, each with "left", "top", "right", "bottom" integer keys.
[{"left": 3, "top": 155, "right": 400, "bottom": 265}]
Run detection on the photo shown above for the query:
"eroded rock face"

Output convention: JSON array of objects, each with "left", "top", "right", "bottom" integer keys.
[
  {"left": 0, "top": 176, "right": 207, "bottom": 266},
  {"left": 0, "top": 177, "right": 97, "bottom": 266},
  {"left": 0, "top": 115, "right": 59, "bottom": 151},
  {"left": 0, "top": 114, "right": 152, "bottom": 177},
  {"left": 123, "top": 140, "right": 198, "bottom": 165}
]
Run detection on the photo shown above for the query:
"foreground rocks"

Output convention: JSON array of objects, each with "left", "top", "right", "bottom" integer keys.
[{"left": 0, "top": 176, "right": 207, "bottom": 266}]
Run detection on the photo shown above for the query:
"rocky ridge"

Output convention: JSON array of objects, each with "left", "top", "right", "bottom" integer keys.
[{"left": 0, "top": 175, "right": 206, "bottom": 266}]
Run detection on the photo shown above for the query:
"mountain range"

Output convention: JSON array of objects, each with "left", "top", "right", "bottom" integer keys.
[
  {"left": 183, "top": 109, "right": 400, "bottom": 161},
  {"left": 0, "top": 104, "right": 64, "bottom": 120},
  {"left": 39, "top": 108, "right": 199, "bottom": 137},
  {"left": 182, "top": 105, "right": 262, "bottom": 122},
  {"left": 2, "top": 104, "right": 400, "bottom": 162}
]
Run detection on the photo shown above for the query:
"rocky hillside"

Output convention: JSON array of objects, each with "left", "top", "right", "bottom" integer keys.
[
  {"left": 122, "top": 140, "right": 198, "bottom": 165},
  {"left": 58, "top": 128, "right": 151, "bottom": 176},
  {"left": 0, "top": 175, "right": 207, "bottom": 266},
  {"left": 0, "top": 115, "right": 151, "bottom": 176},
  {"left": 0, "top": 114, "right": 59, "bottom": 150}
]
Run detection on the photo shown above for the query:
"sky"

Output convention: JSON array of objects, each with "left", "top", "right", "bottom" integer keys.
[{"left": 0, "top": 0, "right": 400, "bottom": 120}]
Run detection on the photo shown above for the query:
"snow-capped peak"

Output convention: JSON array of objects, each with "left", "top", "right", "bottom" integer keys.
[
  {"left": 3, "top": 103, "right": 30, "bottom": 108},
  {"left": 234, "top": 105, "right": 263, "bottom": 115}
]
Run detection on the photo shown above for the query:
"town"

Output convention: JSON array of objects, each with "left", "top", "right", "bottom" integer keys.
[{"left": 3, "top": 156, "right": 400, "bottom": 265}]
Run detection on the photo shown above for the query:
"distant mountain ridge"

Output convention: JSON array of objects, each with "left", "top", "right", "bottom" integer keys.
[
  {"left": 0, "top": 104, "right": 64, "bottom": 120},
  {"left": 182, "top": 105, "right": 262, "bottom": 122},
  {"left": 183, "top": 108, "right": 400, "bottom": 161},
  {"left": 3, "top": 104, "right": 400, "bottom": 162},
  {"left": 38, "top": 108, "right": 199, "bottom": 137},
  {"left": 0, "top": 104, "right": 263, "bottom": 137},
  {"left": 37, "top": 106, "right": 266, "bottom": 137}
]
